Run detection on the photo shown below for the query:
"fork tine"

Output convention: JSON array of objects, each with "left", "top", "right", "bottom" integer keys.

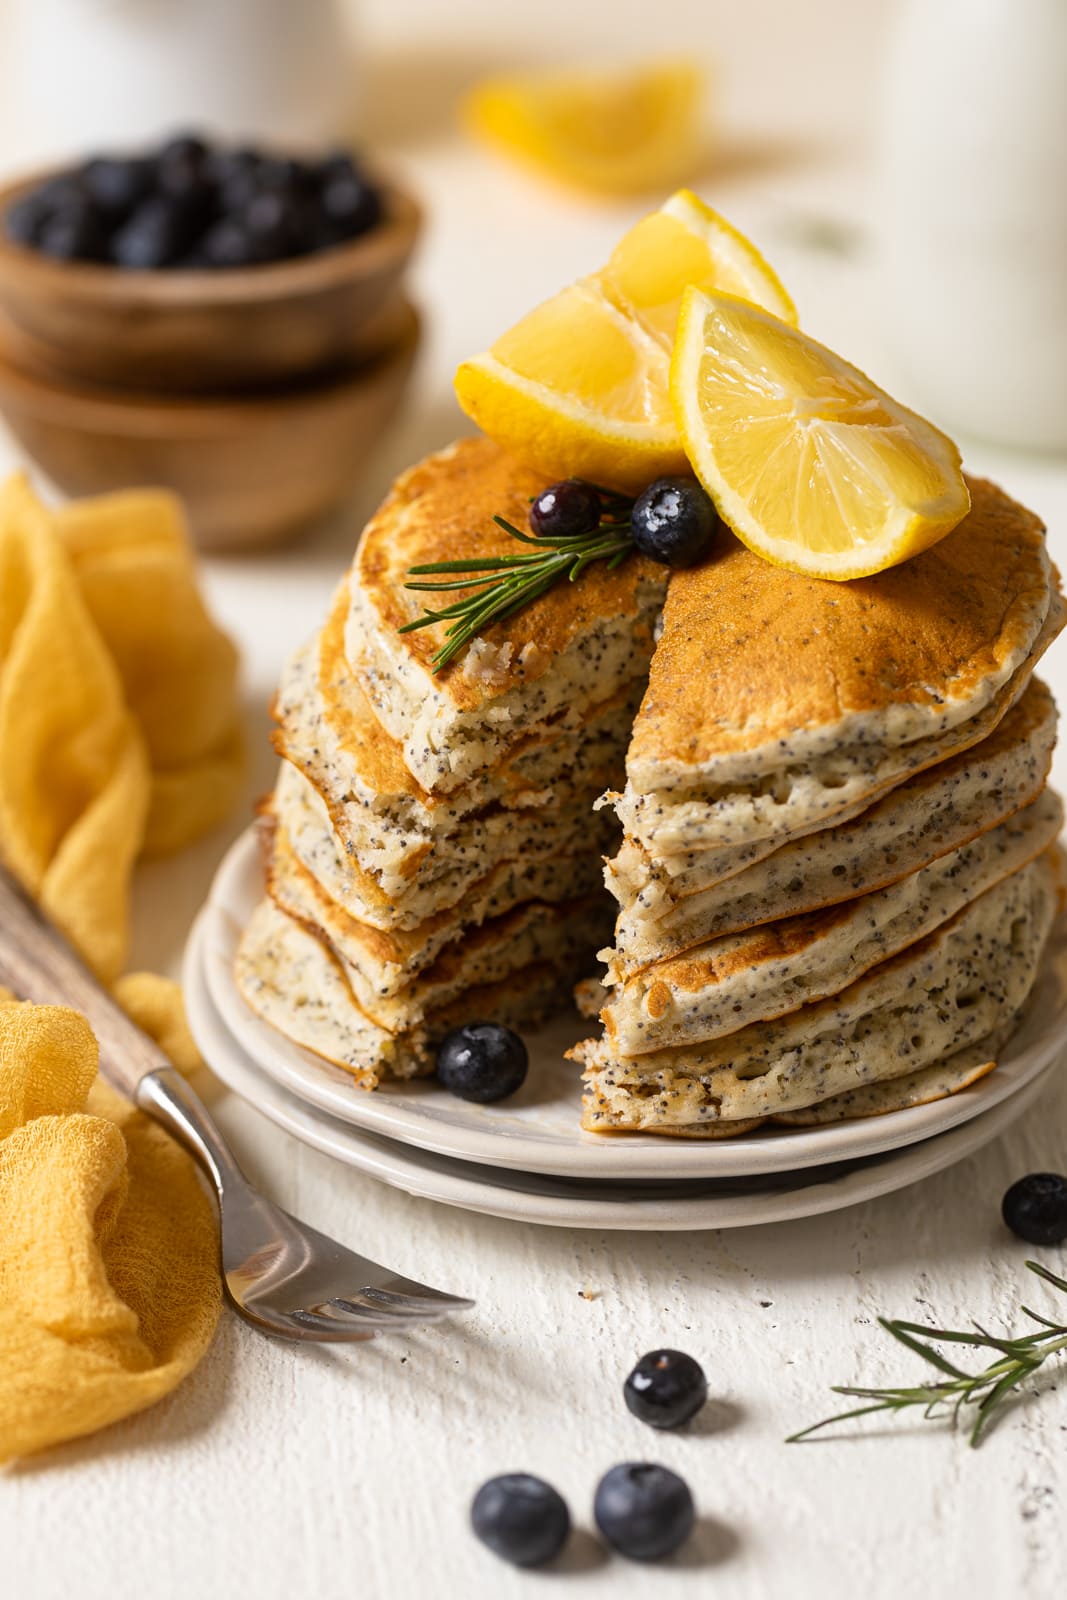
[
  {"left": 289, "top": 1307, "right": 425, "bottom": 1338},
  {"left": 368, "top": 1277, "right": 476, "bottom": 1309},
  {"left": 327, "top": 1294, "right": 456, "bottom": 1323},
  {"left": 356, "top": 1285, "right": 476, "bottom": 1313}
]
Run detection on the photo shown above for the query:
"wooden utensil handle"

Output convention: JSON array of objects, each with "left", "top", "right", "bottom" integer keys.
[{"left": 0, "top": 865, "right": 170, "bottom": 1099}]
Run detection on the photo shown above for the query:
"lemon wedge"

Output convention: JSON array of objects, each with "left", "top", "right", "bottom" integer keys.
[
  {"left": 670, "top": 288, "right": 971, "bottom": 580},
  {"left": 455, "top": 192, "right": 794, "bottom": 492},
  {"left": 464, "top": 61, "right": 705, "bottom": 196}
]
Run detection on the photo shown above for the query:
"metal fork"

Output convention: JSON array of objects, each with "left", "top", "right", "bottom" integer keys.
[{"left": 0, "top": 867, "right": 473, "bottom": 1341}]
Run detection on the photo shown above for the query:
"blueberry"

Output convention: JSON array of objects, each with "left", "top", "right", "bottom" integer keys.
[
  {"left": 242, "top": 190, "right": 293, "bottom": 257},
  {"left": 157, "top": 132, "right": 209, "bottom": 168},
  {"left": 199, "top": 217, "right": 263, "bottom": 268},
  {"left": 1002, "top": 1173, "right": 1067, "bottom": 1245},
  {"left": 111, "top": 197, "right": 191, "bottom": 268},
  {"left": 316, "top": 149, "right": 363, "bottom": 186},
  {"left": 529, "top": 478, "right": 603, "bottom": 540},
  {"left": 4, "top": 192, "right": 49, "bottom": 246},
  {"left": 321, "top": 173, "right": 382, "bottom": 238},
  {"left": 81, "top": 156, "right": 151, "bottom": 218},
  {"left": 624, "top": 1349, "right": 708, "bottom": 1430},
  {"left": 435, "top": 1022, "right": 528, "bottom": 1103},
  {"left": 3, "top": 178, "right": 84, "bottom": 248},
  {"left": 593, "top": 1462, "right": 695, "bottom": 1562},
  {"left": 36, "top": 200, "right": 109, "bottom": 261},
  {"left": 471, "top": 1474, "right": 570, "bottom": 1567},
  {"left": 631, "top": 476, "right": 720, "bottom": 568}
]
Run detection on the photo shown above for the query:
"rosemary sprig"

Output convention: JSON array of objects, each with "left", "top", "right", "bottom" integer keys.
[
  {"left": 788, "top": 1260, "right": 1067, "bottom": 1448},
  {"left": 399, "top": 492, "right": 635, "bottom": 674}
]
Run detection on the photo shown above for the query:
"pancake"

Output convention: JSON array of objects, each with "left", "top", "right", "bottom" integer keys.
[
  {"left": 275, "top": 759, "right": 613, "bottom": 930},
  {"left": 265, "top": 819, "right": 610, "bottom": 1031},
  {"left": 276, "top": 596, "right": 635, "bottom": 902},
  {"left": 235, "top": 897, "right": 577, "bottom": 1087},
  {"left": 613, "top": 478, "right": 1063, "bottom": 860},
  {"left": 344, "top": 437, "right": 668, "bottom": 793},
  {"left": 608, "top": 678, "right": 1058, "bottom": 971},
  {"left": 572, "top": 852, "right": 1057, "bottom": 1133},
  {"left": 769, "top": 1024, "right": 1015, "bottom": 1125},
  {"left": 598, "top": 789, "right": 1062, "bottom": 1054}
]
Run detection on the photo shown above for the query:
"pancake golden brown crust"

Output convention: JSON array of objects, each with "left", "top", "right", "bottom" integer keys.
[
  {"left": 352, "top": 435, "right": 665, "bottom": 709},
  {"left": 628, "top": 476, "right": 1058, "bottom": 776}
]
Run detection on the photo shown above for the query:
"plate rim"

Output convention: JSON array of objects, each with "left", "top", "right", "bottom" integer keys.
[{"left": 193, "top": 824, "right": 1067, "bottom": 1182}]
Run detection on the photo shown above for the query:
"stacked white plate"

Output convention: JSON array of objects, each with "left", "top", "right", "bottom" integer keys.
[{"left": 184, "top": 828, "right": 1067, "bottom": 1231}]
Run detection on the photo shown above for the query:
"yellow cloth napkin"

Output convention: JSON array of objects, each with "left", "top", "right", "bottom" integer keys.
[
  {"left": 0, "top": 472, "right": 243, "bottom": 979},
  {"left": 0, "top": 995, "right": 220, "bottom": 1462},
  {"left": 0, "top": 473, "right": 241, "bottom": 1461}
]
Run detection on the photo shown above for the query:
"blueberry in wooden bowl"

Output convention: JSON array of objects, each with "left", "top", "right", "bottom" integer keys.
[{"left": 0, "top": 134, "right": 421, "bottom": 393}]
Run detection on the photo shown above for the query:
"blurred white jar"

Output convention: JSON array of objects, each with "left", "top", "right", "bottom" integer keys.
[
  {"left": 879, "top": 0, "right": 1067, "bottom": 452},
  {"left": 4, "top": 0, "right": 358, "bottom": 166}
]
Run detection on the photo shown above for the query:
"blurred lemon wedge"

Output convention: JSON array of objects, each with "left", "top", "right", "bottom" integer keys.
[
  {"left": 670, "top": 288, "right": 971, "bottom": 580},
  {"left": 464, "top": 61, "right": 705, "bottom": 195},
  {"left": 455, "top": 191, "right": 794, "bottom": 492}
]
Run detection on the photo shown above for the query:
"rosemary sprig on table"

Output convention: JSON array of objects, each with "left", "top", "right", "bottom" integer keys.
[
  {"left": 788, "top": 1260, "right": 1067, "bottom": 1448},
  {"left": 399, "top": 489, "right": 635, "bottom": 674}
]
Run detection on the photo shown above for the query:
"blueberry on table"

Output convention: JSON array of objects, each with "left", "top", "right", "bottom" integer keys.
[
  {"left": 529, "top": 478, "right": 604, "bottom": 539},
  {"left": 435, "top": 1022, "right": 528, "bottom": 1103},
  {"left": 624, "top": 1349, "right": 708, "bottom": 1429},
  {"left": 594, "top": 1462, "right": 695, "bottom": 1562},
  {"left": 471, "top": 1473, "right": 570, "bottom": 1567},
  {"left": 631, "top": 476, "right": 720, "bottom": 567},
  {"left": 1002, "top": 1172, "right": 1067, "bottom": 1245}
]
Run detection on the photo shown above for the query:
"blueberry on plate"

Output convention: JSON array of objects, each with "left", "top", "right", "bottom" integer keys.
[
  {"left": 471, "top": 1473, "right": 570, "bottom": 1567},
  {"left": 631, "top": 476, "right": 720, "bottom": 568},
  {"left": 529, "top": 478, "right": 603, "bottom": 540},
  {"left": 624, "top": 1349, "right": 708, "bottom": 1430},
  {"left": 594, "top": 1462, "right": 695, "bottom": 1561},
  {"left": 1002, "top": 1172, "right": 1067, "bottom": 1245},
  {"left": 435, "top": 1022, "right": 528, "bottom": 1103}
]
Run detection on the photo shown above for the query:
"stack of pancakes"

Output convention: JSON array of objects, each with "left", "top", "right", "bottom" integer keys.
[
  {"left": 573, "top": 478, "right": 1066, "bottom": 1135},
  {"left": 235, "top": 438, "right": 668, "bottom": 1086}
]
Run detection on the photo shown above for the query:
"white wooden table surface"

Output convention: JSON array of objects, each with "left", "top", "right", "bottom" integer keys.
[{"left": 4, "top": 4, "right": 1067, "bottom": 1596}]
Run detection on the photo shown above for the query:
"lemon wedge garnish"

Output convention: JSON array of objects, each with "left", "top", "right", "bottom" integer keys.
[
  {"left": 670, "top": 288, "right": 971, "bottom": 580},
  {"left": 464, "top": 61, "right": 705, "bottom": 196},
  {"left": 455, "top": 192, "right": 794, "bottom": 492}
]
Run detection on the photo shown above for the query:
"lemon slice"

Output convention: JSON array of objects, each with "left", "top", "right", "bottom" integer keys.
[
  {"left": 671, "top": 288, "right": 970, "bottom": 580},
  {"left": 464, "top": 61, "right": 705, "bottom": 196},
  {"left": 455, "top": 192, "right": 795, "bottom": 492}
]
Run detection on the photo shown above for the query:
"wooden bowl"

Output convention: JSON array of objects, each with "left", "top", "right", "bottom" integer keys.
[
  {"left": 0, "top": 303, "right": 420, "bottom": 551},
  {"left": 0, "top": 169, "right": 421, "bottom": 392}
]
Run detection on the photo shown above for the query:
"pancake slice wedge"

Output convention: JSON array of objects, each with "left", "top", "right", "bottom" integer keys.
[{"left": 573, "top": 853, "right": 1057, "bottom": 1134}]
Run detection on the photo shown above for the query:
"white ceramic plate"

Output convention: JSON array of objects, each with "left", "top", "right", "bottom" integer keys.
[
  {"left": 194, "top": 827, "right": 1067, "bottom": 1182},
  {"left": 185, "top": 909, "right": 1061, "bottom": 1230}
]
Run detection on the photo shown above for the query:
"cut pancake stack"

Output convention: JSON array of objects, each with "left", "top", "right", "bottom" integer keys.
[
  {"left": 235, "top": 437, "right": 669, "bottom": 1086},
  {"left": 573, "top": 477, "right": 1066, "bottom": 1135}
]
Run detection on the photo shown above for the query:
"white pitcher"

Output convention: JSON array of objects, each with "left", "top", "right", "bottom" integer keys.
[{"left": 878, "top": 0, "right": 1067, "bottom": 452}]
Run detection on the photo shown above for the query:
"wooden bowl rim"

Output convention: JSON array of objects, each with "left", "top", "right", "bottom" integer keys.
[
  {"left": 0, "top": 165, "right": 422, "bottom": 307},
  {"left": 0, "top": 303, "right": 421, "bottom": 435}
]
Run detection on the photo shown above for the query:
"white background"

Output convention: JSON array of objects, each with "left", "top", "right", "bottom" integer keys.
[{"left": 2, "top": 3, "right": 1067, "bottom": 1597}]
